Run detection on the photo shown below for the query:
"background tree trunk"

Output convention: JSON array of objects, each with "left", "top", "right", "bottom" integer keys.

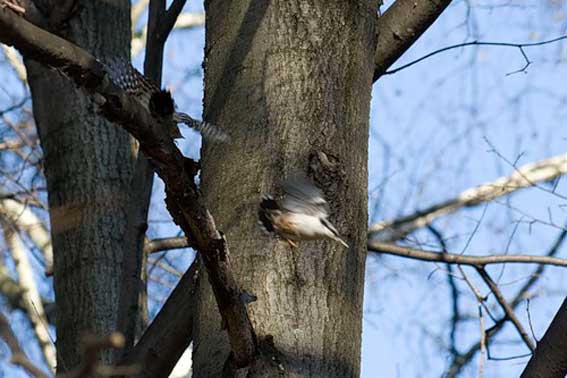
[
  {"left": 24, "top": 0, "right": 135, "bottom": 370},
  {"left": 521, "top": 297, "right": 567, "bottom": 378},
  {"left": 193, "top": 1, "right": 377, "bottom": 376}
]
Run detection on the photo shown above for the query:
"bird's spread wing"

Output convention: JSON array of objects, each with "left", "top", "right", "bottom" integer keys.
[
  {"left": 280, "top": 177, "right": 329, "bottom": 217},
  {"left": 104, "top": 58, "right": 161, "bottom": 106}
]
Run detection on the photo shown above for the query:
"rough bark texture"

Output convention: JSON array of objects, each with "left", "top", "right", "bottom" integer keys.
[
  {"left": 521, "top": 297, "right": 567, "bottom": 378},
  {"left": 194, "top": 1, "right": 377, "bottom": 377},
  {"left": 24, "top": 0, "right": 133, "bottom": 370}
]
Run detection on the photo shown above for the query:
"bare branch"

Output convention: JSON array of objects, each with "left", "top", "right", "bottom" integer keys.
[
  {"left": 2, "top": 222, "right": 56, "bottom": 370},
  {"left": 120, "top": 261, "right": 197, "bottom": 377},
  {"left": 446, "top": 227, "right": 567, "bottom": 377},
  {"left": 1, "top": 44, "right": 26, "bottom": 81},
  {"left": 175, "top": 12, "right": 204, "bottom": 29},
  {"left": 117, "top": 0, "right": 165, "bottom": 352},
  {"left": 160, "top": 0, "right": 187, "bottom": 38},
  {"left": 370, "top": 154, "right": 567, "bottom": 242},
  {"left": 144, "top": 236, "right": 188, "bottom": 254},
  {"left": 0, "top": 198, "right": 53, "bottom": 274},
  {"left": 0, "top": 6, "right": 256, "bottom": 370},
  {"left": 475, "top": 268, "right": 536, "bottom": 352},
  {"left": 384, "top": 34, "right": 567, "bottom": 76},
  {"left": 369, "top": 241, "right": 567, "bottom": 267},
  {"left": 0, "top": 311, "right": 49, "bottom": 378},
  {"left": 373, "top": 0, "right": 452, "bottom": 82},
  {"left": 132, "top": 11, "right": 203, "bottom": 57},
  {"left": 427, "top": 225, "right": 460, "bottom": 354},
  {"left": 478, "top": 304, "right": 486, "bottom": 378},
  {"left": 0, "top": 96, "right": 28, "bottom": 116},
  {"left": 118, "top": 0, "right": 186, "bottom": 356},
  {"left": 0, "top": 262, "right": 54, "bottom": 323}
]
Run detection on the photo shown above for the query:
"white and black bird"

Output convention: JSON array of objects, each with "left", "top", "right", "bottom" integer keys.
[
  {"left": 258, "top": 177, "right": 349, "bottom": 248},
  {"left": 104, "top": 58, "right": 228, "bottom": 141}
]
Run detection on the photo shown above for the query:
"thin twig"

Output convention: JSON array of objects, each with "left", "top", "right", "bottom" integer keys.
[
  {"left": 427, "top": 225, "right": 460, "bottom": 354},
  {"left": 478, "top": 304, "right": 486, "bottom": 378},
  {"left": 384, "top": 35, "right": 567, "bottom": 75},
  {"left": 475, "top": 267, "right": 536, "bottom": 352},
  {"left": 0, "top": 96, "right": 28, "bottom": 116},
  {"left": 526, "top": 299, "right": 538, "bottom": 343},
  {"left": 445, "top": 226, "right": 567, "bottom": 377}
]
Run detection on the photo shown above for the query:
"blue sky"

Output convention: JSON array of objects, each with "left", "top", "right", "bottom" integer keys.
[
  {"left": 363, "top": 1, "right": 567, "bottom": 377},
  {"left": 147, "top": 1, "right": 567, "bottom": 377}
]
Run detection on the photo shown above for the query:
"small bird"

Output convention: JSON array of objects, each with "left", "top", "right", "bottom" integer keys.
[
  {"left": 104, "top": 58, "right": 229, "bottom": 141},
  {"left": 258, "top": 176, "right": 349, "bottom": 248}
]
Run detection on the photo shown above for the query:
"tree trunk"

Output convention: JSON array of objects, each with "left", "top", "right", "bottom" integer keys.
[
  {"left": 25, "top": 0, "right": 134, "bottom": 370},
  {"left": 521, "top": 297, "right": 567, "bottom": 378},
  {"left": 193, "top": 1, "right": 377, "bottom": 376}
]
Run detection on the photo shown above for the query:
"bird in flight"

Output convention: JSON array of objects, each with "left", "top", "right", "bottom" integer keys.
[
  {"left": 258, "top": 176, "right": 349, "bottom": 249},
  {"left": 104, "top": 58, "right": 228, "bottom": 142}
]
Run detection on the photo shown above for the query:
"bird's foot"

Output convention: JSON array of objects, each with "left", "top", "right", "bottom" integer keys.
[{"left": 286, "top": 239, "right": 299, "bottom": 249}]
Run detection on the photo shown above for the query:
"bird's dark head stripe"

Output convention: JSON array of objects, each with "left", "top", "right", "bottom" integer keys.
[
  {"left": 260, "top": 195, "right": 279, "bottom": 210},
  {"left": 258, "top": 196, "right": 279, "bottom": 233}
]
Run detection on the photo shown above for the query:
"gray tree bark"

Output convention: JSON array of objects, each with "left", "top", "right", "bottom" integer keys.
[
  {"left": 521, "top": 297, "right": 567, "bottom": 378},
  {"left": 193, "top": 1, "right": 377, "bottom": 376},
  {"left": 24, "top": 0, "right": 134, "bottom": 370}
]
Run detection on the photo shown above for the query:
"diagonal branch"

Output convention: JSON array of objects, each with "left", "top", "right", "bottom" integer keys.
[
  {"left": 120, "top": 261, "right": 197, "bottom": 377},
  {"left": 0, "top": 311, "right": 49, "bottom": 378},
  {"left": 0, "top": 5, "right": 256, "bottom": 372},
  {"left": 1, "top": 44, "right": 27, "bottom": 81},
  {"left": 475, "top": 267, "right": 536, "bottom": 352},
  {"left": 1, "top": 221, "right": 56, "bottom": 371},
  {"left": 0, "top": 198, "right": 53, "bottom": 275},
  {"left": 373, "top": 0, "right": 452, "bottom": 82},
  {"left": 446, "top": 226, "right": 567, "bottom": 377},
  {"left": 0, "top": 262, "right": 55, "bottom": 323},
  {"left": 160, "top": 0, "right": 187, "bottom": 38},
  {"left": 370, "top": 153, "right": 567, "bottom": 242}
]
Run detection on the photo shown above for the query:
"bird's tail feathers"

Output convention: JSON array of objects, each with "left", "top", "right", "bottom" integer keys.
[{"left": 173, "top": 112, "right": 229, "bottom": 142}]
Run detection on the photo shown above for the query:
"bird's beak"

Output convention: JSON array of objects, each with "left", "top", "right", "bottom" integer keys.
[{"left": 335, "top": 238, "right": 349, "bottom": 249}]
